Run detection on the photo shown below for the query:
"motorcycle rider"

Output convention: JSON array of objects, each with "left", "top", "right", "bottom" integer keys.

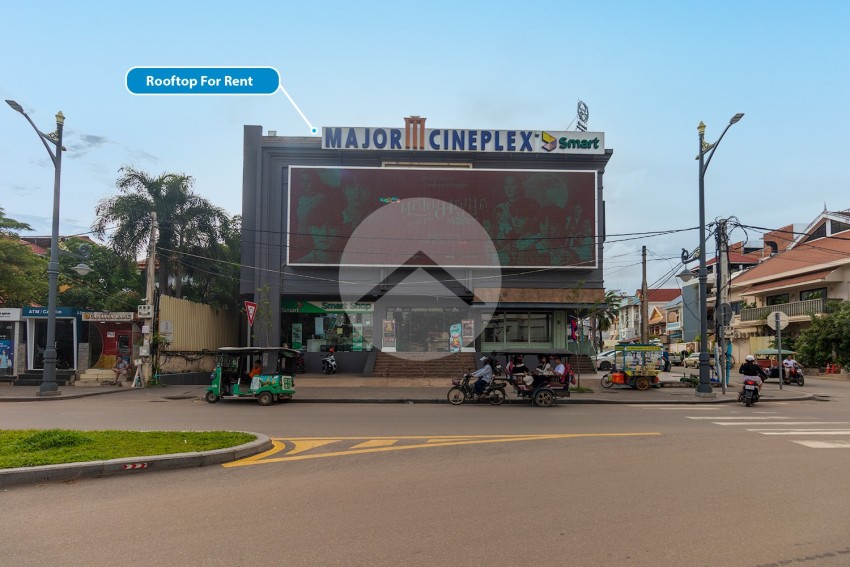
[
  {"left": 783, "top": 354, "right": 802, "bottom": 380},
  {"left": 739, "top": 354, "right": 767, "bottom": 393},
  {"left": 468, "top": 355, "right": 495, "bottom": 398}
]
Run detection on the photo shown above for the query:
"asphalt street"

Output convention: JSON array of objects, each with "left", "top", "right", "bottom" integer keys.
[{"left": 1, "top": 378, "right": 848, "bottom": 567}]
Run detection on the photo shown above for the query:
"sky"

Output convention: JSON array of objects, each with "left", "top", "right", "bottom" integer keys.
[{"left": 2, "top": 0, "right": 849, "bottom": 297}]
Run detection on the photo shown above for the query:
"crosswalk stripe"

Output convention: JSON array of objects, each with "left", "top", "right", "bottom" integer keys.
[
  {"left": 753, "top": 430, "right": 850, "bottom": 435},
  {"left": 792, "top": 441, "right": 850, "bottom": 449},
  {"left": 686, "top": 416, "right": 794, "bottom": 420},
  {"left": 713, "top": 421, "right": 848, "bottom": 426}
]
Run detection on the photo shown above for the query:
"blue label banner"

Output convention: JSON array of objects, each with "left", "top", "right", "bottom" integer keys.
[{"left": 126, "top": 67, "right": 280, "bottom": 95}]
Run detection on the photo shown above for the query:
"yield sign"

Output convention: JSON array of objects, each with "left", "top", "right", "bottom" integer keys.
[{"left": 244, "top": 301, "right": 258, "bottom": 326}]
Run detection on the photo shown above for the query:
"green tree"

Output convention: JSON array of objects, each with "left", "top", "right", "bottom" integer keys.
[
  {"left": 0, "top": 208, "right": 48, "bottom": 306},
  {"left": 56, "top": 238, "right": 144, "bottom": 311},
  {"left": 178, "top": 215, "right": 242, "bottom": 309},
  {"left": 92, "top": 166, "right": 228, "bottom": 298},
  {"left": 795, "top": 301, "right": 850, "bottom": 367}
]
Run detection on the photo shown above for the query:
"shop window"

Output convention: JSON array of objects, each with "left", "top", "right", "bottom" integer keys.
[
  {"left": 800, "top": 288, "right": 826, "bottom": 302},
  {"left": 281, "top": 311, "right": 373, "bottom": 352},
  {"left": 483, "top": 312, "right": 551, "bottom": 346}
]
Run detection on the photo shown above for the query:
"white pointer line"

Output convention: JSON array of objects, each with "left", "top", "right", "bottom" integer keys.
[
  {"left": 714, "top": 421, "right": 848, "bottom": 426},
  {"left": 278, "top": 83, "right": 317, "bottom": 135},
  {"left": 687, "top": 416, "right": 796, "bottom": 420}
]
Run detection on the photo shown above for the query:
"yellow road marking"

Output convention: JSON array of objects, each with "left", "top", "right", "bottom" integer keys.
[
  {"left": 287, "top": 439, "right": 340, "bottom": 455},
  {"left": 350, "top": 439, "right": 399, "bottom": 449},
  {"left": 224, "top": 433, "right": 661, "bottom": 467}
]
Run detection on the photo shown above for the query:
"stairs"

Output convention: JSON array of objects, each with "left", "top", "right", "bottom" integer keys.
[
  {"left": 14, "top": 370, "right": 76, "bottom": 386},
  {"left": 372, "top": 352, "right": 477, "bottom": 379},
  {"left": 570, "top": 355, "right": 597, "bottom": 374}
]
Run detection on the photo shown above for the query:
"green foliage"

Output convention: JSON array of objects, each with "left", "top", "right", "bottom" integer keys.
[
  {"left": 0, "top": 207, "right": 33, "bottom": 236},
  {"left": 0, "top": 209, "right": 48, "bottom": 306},
  {"left": 22, "top": 429, "right": 91, "bottom": 450},
  {"left": 0, "top": 430, "right": 255, "bottom": 469},
  {"left": 92, "top": 166, "right": 232, "bottom": 303},
  {"left": 795, "top": 301, "right": 850, "bottom": 367},
  {"left": 56, "top": 237, "right": 144, "bottom": 311}
]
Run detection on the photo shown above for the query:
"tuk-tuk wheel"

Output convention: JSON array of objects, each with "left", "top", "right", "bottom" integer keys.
[
  {"left": 533, "top": 388, "right": 555, "bottom": 408},
  {"left": 634, "top": 376, "right": 650, "bottom": 391},
  {"left": 257, "top": 391, "right": 274, "bottom": 406},
  {"left": 205, "top": 391, "right": 220, "bottom": 404}
]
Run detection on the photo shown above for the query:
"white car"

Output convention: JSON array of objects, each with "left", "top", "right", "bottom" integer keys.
[{"left": 593, "top": 350, "right": 618, "bottom": 371}]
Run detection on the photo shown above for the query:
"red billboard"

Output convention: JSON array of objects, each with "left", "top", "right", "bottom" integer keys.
[{"left": 287, "top": 167, "right": 597, "bottom": 268}]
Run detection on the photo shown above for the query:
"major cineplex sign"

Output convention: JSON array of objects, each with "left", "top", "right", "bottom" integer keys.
[{"left": 321, "top": 117, "right": 605, "bottom": 154}]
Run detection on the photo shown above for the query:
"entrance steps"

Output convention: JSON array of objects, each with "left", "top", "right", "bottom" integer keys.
[
  {"left": 372, "top": 352, "right": 477, "bottom": 378},
  {"left": 76, "top": 368, "right": 122, "bottom": 387}
]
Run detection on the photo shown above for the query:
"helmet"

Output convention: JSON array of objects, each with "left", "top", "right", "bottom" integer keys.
[
  {"left": 745, "top": 355, "right": 755, "bottom": 362},
  {"left": 480, "top": 356, "right": 489, "bottom": 363}
]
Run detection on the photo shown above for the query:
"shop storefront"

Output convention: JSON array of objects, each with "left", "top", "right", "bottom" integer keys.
[
  {"left": 0, "top": 308, "right": 22, "bottom": 379},
  {"left": 22, "top": 307, "right": 83, "bottom": 371},
  {"left": 281, "top": 301, "right": 373, "bottom": 352},
  {"left": 82, "top": 311, "right": 138, "bottom": 370}
]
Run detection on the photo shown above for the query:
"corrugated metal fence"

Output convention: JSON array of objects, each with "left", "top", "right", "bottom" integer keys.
[{"left": 157, "top": 296, "right": 240, "bottom": 372}]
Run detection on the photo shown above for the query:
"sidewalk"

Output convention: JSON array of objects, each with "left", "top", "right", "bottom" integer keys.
[{"left": 0, "top": 371, "right": 817, "bottom": 404}]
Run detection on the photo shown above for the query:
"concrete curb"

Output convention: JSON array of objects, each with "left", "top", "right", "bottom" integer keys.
[
  {"left": 0, "top": 388, "right": 135, "bottom": 402},
  {"left": 0, "top": 432, "right": 271, "bottom": 488}
]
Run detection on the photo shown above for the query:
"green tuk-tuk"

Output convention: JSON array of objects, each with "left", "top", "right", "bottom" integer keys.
[{"left": 205, "top": 347, "right": 298, "bottom": 406}]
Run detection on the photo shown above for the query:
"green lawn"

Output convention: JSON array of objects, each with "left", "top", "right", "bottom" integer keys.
[{"left": 0, "top": 429, "right": 255, "bottom": 469}]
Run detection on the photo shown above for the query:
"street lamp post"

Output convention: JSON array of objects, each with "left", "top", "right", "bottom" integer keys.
[
  {"left": 693, "top": 113, "right": 744, "bottom": 397},
  {"left": 6, "top": 100, "right": 66, "bottom": 397}
]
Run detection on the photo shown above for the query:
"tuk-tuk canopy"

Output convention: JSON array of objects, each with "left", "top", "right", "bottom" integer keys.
[{"left": 754, "top": 348, "right": 797, "bottom": 356}]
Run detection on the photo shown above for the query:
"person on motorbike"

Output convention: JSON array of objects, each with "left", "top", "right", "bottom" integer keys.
[
  {"left": 783, "top": 355, "right": 802, "bottom": 378},
  {"left": 739, "top": 354, "right": 767, "bottom": 392},
  {"left": 468, "top": 356, "right": 494, "bottom": 398}
]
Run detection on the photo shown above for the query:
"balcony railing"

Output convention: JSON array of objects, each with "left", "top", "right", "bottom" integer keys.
[{"left": 740, "top": 298, "right": 827, "bottom": 322}]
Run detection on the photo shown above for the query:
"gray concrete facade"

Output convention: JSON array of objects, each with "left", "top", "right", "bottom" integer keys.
[{"left": 241, "top": 123, "right": 613, "bottom": 354}]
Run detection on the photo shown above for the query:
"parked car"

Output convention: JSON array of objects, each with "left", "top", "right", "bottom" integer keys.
[
  {"left": 683, "top": 353, "right": 716, "bottom": 368},
  {"left": 593, "top": 350, "right": 618, "bottom": 371}
]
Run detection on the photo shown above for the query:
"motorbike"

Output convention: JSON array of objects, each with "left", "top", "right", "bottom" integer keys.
[
  {"left": 447, "top": 373, "right": 506, "bottom": 406},
  {"left": 739, "top": 378, "right": 761, "bottom": 407},
  {"left": 322, "top": 349, "right": 337, "bottom": 374},
  {"left": 783, "top": 365, "right": 805, "bottom": 386}
]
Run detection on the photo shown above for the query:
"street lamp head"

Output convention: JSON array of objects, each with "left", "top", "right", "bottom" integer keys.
[
  {"left": 5, "top": 99, "right": 24, "bottom": 114},
  {"left": 55, "top": 111, "right": 65, "bottom": 125},
  {"left": 730, "top": 113, "right": 744, "bottom": 125},
  {"left": 676, "top": 269, "right": 695, "bottom": 283},
  {"left": 697, "top": 121, "right": 706, "bottom": 136},
  {"left": 72, "top": 263, "right": 92, "bottom": 276}
]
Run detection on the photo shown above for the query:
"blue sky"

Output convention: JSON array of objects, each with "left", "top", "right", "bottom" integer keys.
[{"left": 2, "top": 0, "right": 849, "bottom": 294}]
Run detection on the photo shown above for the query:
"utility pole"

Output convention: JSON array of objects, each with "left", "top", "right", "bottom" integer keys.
[
  {"left": 143, "top": 212, "right": 158, "bottom": 385},
  {"left": 640, "top": 245, "right": 648, "bottom": 343},
  {"left": 718, "top": 219, "right": 731, "bottom": 395}
]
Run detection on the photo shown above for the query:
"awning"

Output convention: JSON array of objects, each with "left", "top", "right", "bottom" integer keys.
[{"left": 743, "top": 269, "right": 835, "bottom": 295}]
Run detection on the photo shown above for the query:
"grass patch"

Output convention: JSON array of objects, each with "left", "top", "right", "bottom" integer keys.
[{"left": 0, "top": 430, "right": 255, "bottom": 469}]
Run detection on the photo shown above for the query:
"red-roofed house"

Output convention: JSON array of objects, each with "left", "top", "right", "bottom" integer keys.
[{"left": 728, "top": 209, "right": 850, "bottom": 359}]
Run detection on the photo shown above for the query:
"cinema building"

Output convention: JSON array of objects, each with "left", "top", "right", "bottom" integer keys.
[{"left": 241, "top": 117, "right": 613, "bottom": 374}]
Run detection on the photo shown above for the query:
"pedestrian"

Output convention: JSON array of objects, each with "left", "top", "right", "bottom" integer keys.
[
  {"left": 662, "top": 348, "right": 670, "bottom": 372},
  {"left": 111, "top": 356, "right": 129, "bottom": 385}
]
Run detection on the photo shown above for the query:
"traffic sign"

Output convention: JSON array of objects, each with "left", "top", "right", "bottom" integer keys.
[
  {"left": 244, "top": 301, "right": 258, "bottom": 326},
  {"left": 137, "top": 304, "right": 153, "bottom": 319},
  {"left": 766, "top": 311, "right": 789, "bottom": 330}
]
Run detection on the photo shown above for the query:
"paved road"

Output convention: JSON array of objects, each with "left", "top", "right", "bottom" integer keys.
[{"left": 1, "top": 379, "right": 849, "bottom": 566}]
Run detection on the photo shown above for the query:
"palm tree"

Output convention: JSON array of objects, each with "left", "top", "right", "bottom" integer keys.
[
  {"left": 92, "top": 166, "right": 228, "bottom": 297},
  {"left": 594, "top": 290, "right": 622, "bottom": 350}
]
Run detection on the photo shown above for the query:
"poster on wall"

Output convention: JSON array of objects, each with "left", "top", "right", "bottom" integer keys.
[
  {"left": 382, "top": 320, "right": 396, "bottom": 349},
  {"left": 352, "top": 324, "right": 363, "bottom": 352},
  {"left": 0, "top": 339, "right": 13, "bottom": 375},
  {"left": 288, "top": 167, "right": 597, "bottom": 269},
  {"left": 449, "top": 324, "right": 462, "bottom": 352},
  {"left": 292, "top": 323, "right": 303, "bottom": 350},
  {"left": 461, "top": 320, "right": 475, "bottom": 347}
]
